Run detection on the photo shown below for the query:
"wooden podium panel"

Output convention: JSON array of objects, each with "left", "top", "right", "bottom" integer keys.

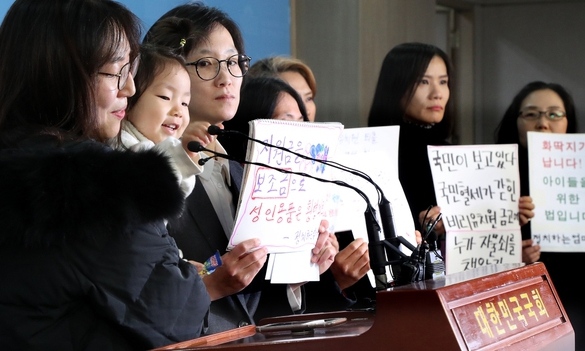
[{"left": 153, "top": 262, "right": 574, "bottom": 351}]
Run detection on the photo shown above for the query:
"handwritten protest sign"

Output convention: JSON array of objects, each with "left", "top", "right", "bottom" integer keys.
[
  {"left": 330, "top": 126, "right": 416, "bottom": 285},
  {"left": 528, "top": 132, "right": 585, "bottom": 252},
  {"left": 331, "top": 126, "right": 416, "bottom": 247},
  {"left": 428, "top": 144, "right": 522, "bottom": 274},
  {"left": 228, "top": 120, "right": 344, "bottom": 253}
]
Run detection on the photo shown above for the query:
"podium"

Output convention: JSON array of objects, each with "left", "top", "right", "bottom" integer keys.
[{"left": 153, "top": 262, "right": 574, "bottom": 351}]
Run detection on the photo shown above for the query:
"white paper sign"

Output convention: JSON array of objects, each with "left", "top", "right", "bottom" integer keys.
[
  {"left": 331, "top": 126, "right": 416, "bottom": 247},
  {"left": 329, "top": 126, "right": 416, "bottom": 285},
  {"left": 229, "top": 120, "right": 344, "bottom": 253},
  {"left": 528, "top": 132, "right": 585, "bottom": 252},
  {"left": 428, "top": 144, "right": 522, "bottom": 274}
]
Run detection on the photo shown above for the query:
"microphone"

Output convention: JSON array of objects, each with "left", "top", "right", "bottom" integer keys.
[
  {"left": 212, "top": 126, "right": 423, "bottom": 286},
  {"left": 207, "top": 124, "right": 224, "bottom": 135},
  {"left": 189, "top": 140, "right": 390, "bottom": 289},
  {"left": 187, "top": 141, "right": 217, "bottom": 166},
  {"left": 421, "top": 213, "right": 445, "bottom": 281}
]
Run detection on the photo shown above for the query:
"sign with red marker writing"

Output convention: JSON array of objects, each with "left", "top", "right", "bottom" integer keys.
[
  {"left": 528, "top": 131, "right": 585, "bottom": 252},
  {"left": 229, "top": 120, "right": 344, "bottom": 253}
]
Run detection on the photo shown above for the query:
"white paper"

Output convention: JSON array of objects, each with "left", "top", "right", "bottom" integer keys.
[
  {"left": 428, "top": 144, "right": 522, "bottom": 274},
  {"left": 528, "top": 132, "right": 585, "bottom": 252},
  {"left": 229, "top": 120, "right": 344, "bottom": 253},
  {"left": 267, "top": 251, "right": 319, "bottom": 284}
]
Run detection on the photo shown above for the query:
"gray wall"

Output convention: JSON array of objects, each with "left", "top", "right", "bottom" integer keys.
[
  {"left": 292, "top": 0, "right": 436, "bottom": 129},
  {"left": 292, "top": 0, "right": 584, "bottom": 146},
  {"left": 474, "top": 1, "right": 585, "bottom": 143},
  {"left": 2, "top": 0, "right": 581, "bottom": 145}
]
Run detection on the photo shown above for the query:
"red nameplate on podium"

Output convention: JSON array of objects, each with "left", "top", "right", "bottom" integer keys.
[{"left": 154, "top": 262, "right": 574, "bottom": 351}]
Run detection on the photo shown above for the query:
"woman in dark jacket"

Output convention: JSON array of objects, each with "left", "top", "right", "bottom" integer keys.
[
  {"left": 494, "top": 81, "right": 582, "bottom": 349},
  {"left": 368, "top": 43, "right": 454, "bottom": 248},
  {"left": 0, "top": 1, "right": 210, "bottom": 350}
]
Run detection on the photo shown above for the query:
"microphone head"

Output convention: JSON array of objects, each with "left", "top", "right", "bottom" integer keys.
[
  {"left": 207, "top": 125, "right": 223, "bottom": 135},
  {"left": 187, "top": 141, "right": 204, "bottom": 152}
]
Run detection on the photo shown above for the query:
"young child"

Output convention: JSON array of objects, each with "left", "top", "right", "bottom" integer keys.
[{"left": 111, "top": 43, "right": 203, "bottom": 197}]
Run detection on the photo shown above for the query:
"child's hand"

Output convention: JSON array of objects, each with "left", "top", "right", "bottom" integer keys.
[
  {"left": 182, "top": 121, "right": 215, "bottom": 150},
  {"left": 181, "top": 122, "right": 224, "bottom": 163}
]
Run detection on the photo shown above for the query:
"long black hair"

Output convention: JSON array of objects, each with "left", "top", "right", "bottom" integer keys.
[
  {"left": 0, "top": 0, "right": 141, "bottom": 143},
  {"left": 367, "top": 42, "right": 453, "bottom": 140}
]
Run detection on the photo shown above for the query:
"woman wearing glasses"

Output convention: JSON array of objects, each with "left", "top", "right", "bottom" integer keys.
[
  {"left": 495, "top": 81, "right": 577, "bottom": 263},
  {"left": 494, "top": 81, "right": 583, "bottom": 349},
  {"left": 0, "top": 0, "right": 210, "bottom": 349},
  {"left": 144, "top": 3, "right": 336, "bottom": 335}
]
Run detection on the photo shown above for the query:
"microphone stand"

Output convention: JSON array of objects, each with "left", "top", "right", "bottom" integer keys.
[
  {"left": 188, "top": 141, "right": 390, "bottom": 288},
  {"left": 211, "top": 127, "right": 424, "bottom": 288}
]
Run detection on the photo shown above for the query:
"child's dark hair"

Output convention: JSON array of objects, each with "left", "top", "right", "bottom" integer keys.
[
  {"left": 143, "top": 15, "right": 205, "bottom": 59},
  {"left": 127, "top": 44, "right": 187, "bottom": 112}
]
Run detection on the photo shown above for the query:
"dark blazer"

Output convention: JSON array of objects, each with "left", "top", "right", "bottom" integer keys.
[{"left": 168, "top": 160, "right": 296, "bottom": 334}]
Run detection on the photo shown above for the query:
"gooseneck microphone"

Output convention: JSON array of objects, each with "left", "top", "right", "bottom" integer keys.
[
  {"left": 187, "top": 141, "right": 226, "bottom": 166},
  {"left": 210, "top": 125, "right": 421, "bottom": 286},
  {"left": 187, "top": 139, "right": 390, "bottom": 289}
]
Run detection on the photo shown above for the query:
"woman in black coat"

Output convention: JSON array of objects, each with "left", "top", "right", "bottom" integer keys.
[
  {"left": 0, "top": 1, "right": 210, "bottom": 350},
  {"left": 494, "top": 81, "right": 582, "bottom": 349},
  {"left": 368, "top": 42, "right": 454, "bottom": 253}
]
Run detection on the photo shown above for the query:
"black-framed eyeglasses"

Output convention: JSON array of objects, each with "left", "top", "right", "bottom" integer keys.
[
  {"left": 518, "top": 109, "right": 566, "bottom": 121},
  {"left": 186, "top": 54, "right": 251, "bottom": 81},
  {"left": 98, "top": 58, "right": 139, "bottom": 90}
]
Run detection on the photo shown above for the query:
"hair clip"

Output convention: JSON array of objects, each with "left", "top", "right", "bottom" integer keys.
[{"left": 179, "top": 38, "right": 186, "bottom": 48}]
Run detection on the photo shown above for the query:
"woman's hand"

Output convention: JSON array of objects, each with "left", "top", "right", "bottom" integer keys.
[
  {"left": 418, "top": 206, "right": 444, "bottom": 237},
  {"left": 310, "top": 219, "right": 337, "bottom": 275},
  {"left": 329, "top": 237, "right": 370, "bottom": 291},
  {"left": 518, "top": 196, "right": 535, "bottom": 226},
  {"left": 201, "top": 238, "right": 267, "bottom": 301},
  {"left": 521, "top": 239, "right": 541, "bottom": 264}
]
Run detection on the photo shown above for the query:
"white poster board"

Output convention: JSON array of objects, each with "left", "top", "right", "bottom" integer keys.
[
  {"left": 229, "top": 120, "right": 344, "bottom": 253},
  {"left": 528, "top": 131, "right": 585, "bottom": 252},
  {"left": 331, "top": 126, "right": 416, "bottom": 247},
  {"left": 428, "top": 144, "right": 522, "bottom": 274},
  {"left": 330, "top": 126, "right": 416, "bottom": 285}
]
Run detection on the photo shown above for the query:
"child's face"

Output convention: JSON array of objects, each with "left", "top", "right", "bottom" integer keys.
[{"left": 127, "top": 63, "right": 191, "bottom": 143}]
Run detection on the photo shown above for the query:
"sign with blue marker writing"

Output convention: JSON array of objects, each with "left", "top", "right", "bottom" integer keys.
[
  {"left": 229, "top": 119, "right": 344, "bottom": 253},
  {"left": 427, "top": 144, "right": 522, "bottom": 274},
  {"left": 528, "top": 132, "right": 585, "bottom": 252},
  {"left": 331, "top": 126, "right": 415, "bottom": 243}
]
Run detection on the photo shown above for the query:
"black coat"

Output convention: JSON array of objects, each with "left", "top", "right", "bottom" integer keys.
[
  {"left": 518, "top": 146, "right": 584, "bottom": 349},
  {"left": 0, "top": 138, "right": 210, "bottom": 351}
]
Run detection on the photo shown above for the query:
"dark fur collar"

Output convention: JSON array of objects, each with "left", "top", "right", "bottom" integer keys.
[{"left": 0, "top": 140, "right": 184, "bottom": 247}]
